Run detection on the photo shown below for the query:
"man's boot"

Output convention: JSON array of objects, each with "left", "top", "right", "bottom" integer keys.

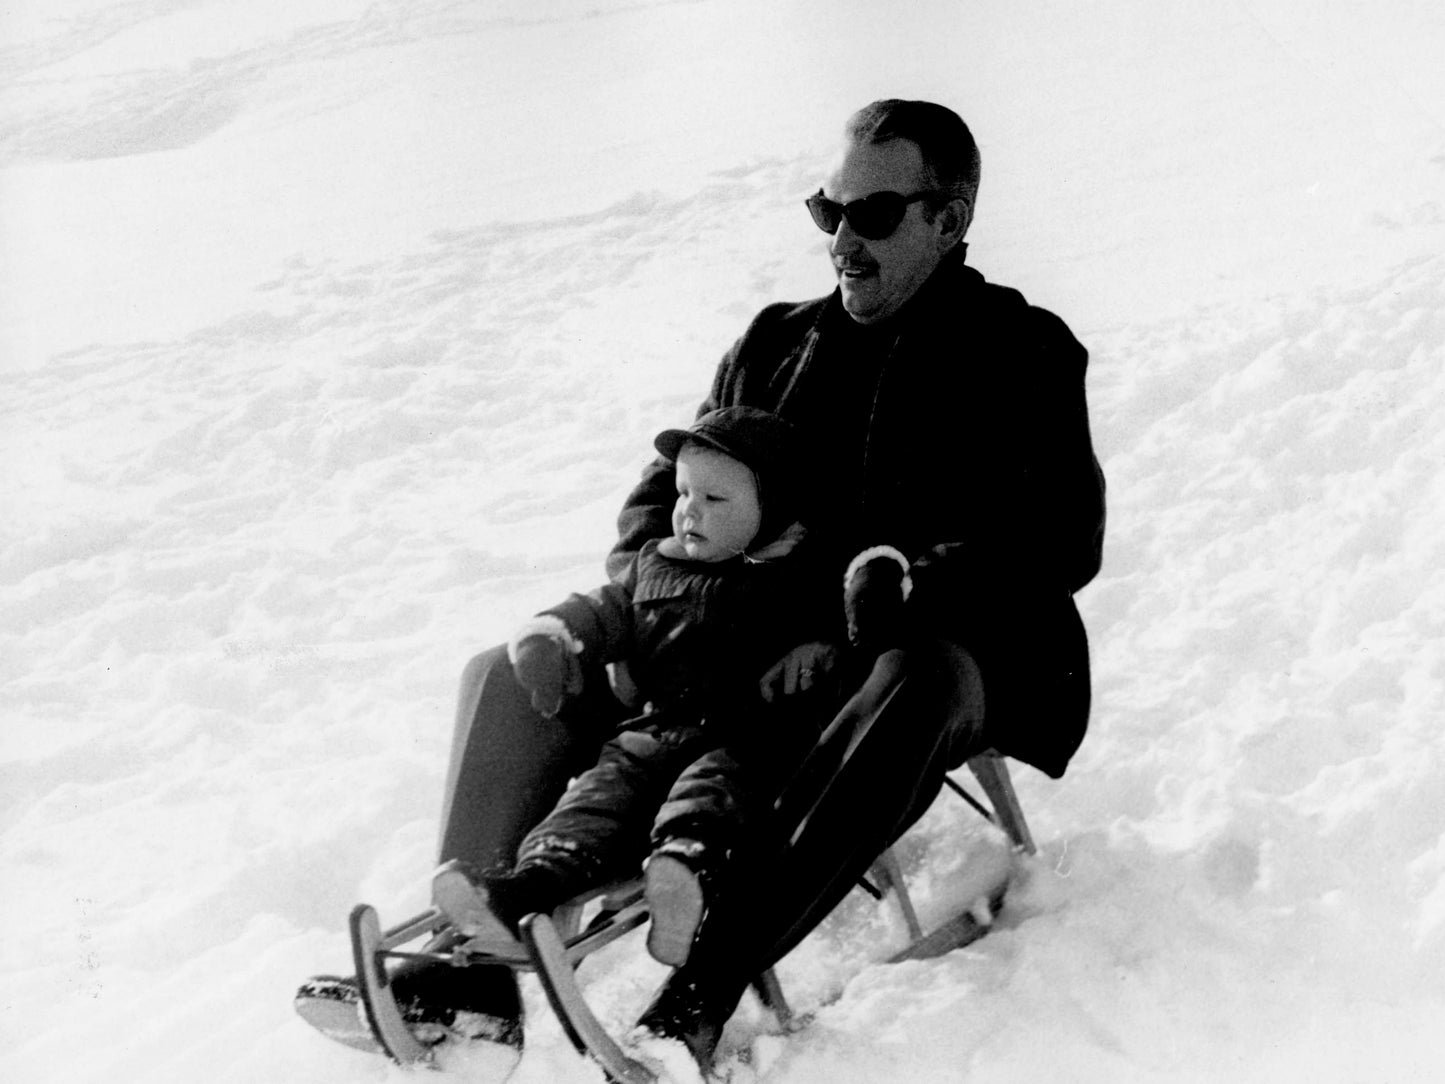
[
  {"left": 294, "top": 931, "right": 523, "bottom": 1052},
  {"left": 634, "top": 966, "right": 743, "bottom": 1071}
]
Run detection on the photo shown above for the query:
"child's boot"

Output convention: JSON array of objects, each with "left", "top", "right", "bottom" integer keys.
[
  {"left": 643, "top": 837, "right": 720, "bottom": 967},
  {"left": 432, "top": 859, "right": 573, "bottom": 941}
]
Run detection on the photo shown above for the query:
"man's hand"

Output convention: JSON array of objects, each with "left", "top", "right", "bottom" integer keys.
[
  {"left": 512, "top": 634, "right": 584, "bottom": 717},
  {"left": 760, "top": 641, "right": 839, "bottom": 702},
  {"left": 843, "top": 547, "right": 912, "bottom": 655}
]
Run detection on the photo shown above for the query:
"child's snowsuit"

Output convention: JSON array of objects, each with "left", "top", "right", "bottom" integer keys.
[{"left": 512, "top": 534, "right": 835, "bottom": 889}]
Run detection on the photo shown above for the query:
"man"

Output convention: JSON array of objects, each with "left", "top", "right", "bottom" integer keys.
[
  {"left": 297, "top": 99, "right": 1105, "bottom": 1072},
  {"left": 607, "top": 99, "right": 1105, "bottom": 1062}
]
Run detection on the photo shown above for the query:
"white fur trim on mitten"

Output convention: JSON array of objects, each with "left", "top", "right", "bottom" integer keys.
[
  {"left": 507, "top": 614, "right": 584, "bottom": 665},
  {"left": 843, "top": 545, "right": 914, "bottom": 600}
]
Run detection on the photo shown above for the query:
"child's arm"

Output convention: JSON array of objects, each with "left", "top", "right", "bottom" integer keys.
[{"left": 509, "top": 556, "right": 645, "bottom": 717}]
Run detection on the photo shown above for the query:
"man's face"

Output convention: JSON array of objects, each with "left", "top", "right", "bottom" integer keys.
[
  {"left": 670, "top": 444, "right": 763, "bottom": 562},
  {"left": 821, "top": 138, "right": 953, "bottom": 324}
]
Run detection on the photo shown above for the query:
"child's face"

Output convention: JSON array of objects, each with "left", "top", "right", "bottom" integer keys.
[{"left": 671, "top": 444, "right": 763, "bottom": 562}]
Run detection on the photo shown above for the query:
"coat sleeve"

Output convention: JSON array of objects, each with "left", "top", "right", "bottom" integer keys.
[
  {"left": 609, "top": 459, "right": 682, "bottom": 580},
  {"left": 909, "top": 306, "right": 1105, "bottom": 617},
  {"left": 539, "top": 559, "right": 644, "bottom": 665},
  {"left": 1008, "top": 307, "right": 1107, "bottom": 596}
]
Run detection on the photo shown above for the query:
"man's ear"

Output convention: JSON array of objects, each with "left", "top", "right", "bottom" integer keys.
[{"left": 936, "top": 196, "right": 973, "bottom": 247}]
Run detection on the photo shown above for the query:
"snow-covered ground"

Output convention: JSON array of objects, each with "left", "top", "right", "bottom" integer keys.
[{"left": 3, "top": 1, "right": 1445, "bottom": 1081}]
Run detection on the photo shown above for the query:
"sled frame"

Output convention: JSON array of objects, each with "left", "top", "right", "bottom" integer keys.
[{"left": 345, "top": 749, "right": 1033, "bottom": 1080}]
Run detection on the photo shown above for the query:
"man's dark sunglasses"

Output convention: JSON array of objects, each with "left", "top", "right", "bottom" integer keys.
[{"left": 804, "top": 189, "right": 941, "bottom": 240}]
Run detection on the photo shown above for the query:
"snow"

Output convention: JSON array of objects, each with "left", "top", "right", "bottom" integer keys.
[{"left": 2, "top": 1, "right": 1444, "bottom": 1081}]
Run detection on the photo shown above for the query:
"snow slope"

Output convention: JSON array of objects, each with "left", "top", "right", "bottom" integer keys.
[{"left": 2, "top": 1, "right": 1444, "bottom": 1081}]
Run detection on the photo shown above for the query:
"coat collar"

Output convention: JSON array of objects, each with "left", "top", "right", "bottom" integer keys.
[{"left": 817, "top": 242, "right": 978, "bottom": 337}]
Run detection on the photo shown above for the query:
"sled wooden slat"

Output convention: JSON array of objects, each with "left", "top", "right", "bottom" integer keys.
[
  {"left": 750, "top": 967, "right": 793, "bottom": 1026},
  {"left": 887, "top": 876, "right": 1010, "bottom": 963},
  {"left": 560, "top": 897, "right": 650, "bottom": 965},
  {"left": 869, "top": 847, "right": 924, "bottom": 941},
  {"left": 379, "top": 906, "right": 444, "bottom": 949},
  {"left": 966, "top": 751, "right": 1036, "bottom": 855},
  {"left": 441, "top": 882, "right": 650, "bottom": 970}
]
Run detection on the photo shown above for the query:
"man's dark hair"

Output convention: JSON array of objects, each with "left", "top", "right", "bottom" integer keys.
[{"left": 845, "top": 99, "right": 981, "bottom": 213}]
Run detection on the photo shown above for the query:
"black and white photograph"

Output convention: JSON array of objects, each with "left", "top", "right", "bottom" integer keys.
[{"left": 2, "top": 2, "right": 1443, "bottom": 1081}]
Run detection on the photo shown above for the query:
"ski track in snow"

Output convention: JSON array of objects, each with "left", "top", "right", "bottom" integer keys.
[{"left": 3, "top": 1, "right": 1445, "bottom": 1082}]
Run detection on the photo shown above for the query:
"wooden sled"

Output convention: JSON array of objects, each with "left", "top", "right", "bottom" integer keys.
[{"left": 341, "top": 749, "right": 1035, "bottom": 1082}]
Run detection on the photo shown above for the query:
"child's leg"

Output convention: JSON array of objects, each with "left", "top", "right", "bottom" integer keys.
[
  {"left": 435, "top": 727, "right": 705, "bottom": 935},
  {"left": 651, "top": 748, "right": 749, "bottom": 850},
  {"left": 516, "top": 728, "right": 704, "bottom": 882}
]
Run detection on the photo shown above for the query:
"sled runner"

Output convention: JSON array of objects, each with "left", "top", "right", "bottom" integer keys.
[
  {"left": 299, "top": 748, "right": 1034, "bottom": 1082},
  {"left": 338, "top": 878, "right": 657, "bottom": 1076}
]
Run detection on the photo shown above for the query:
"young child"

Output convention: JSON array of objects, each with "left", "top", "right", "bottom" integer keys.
[{"left": 433, "top": 406, "right": 837, "bottom": 967}]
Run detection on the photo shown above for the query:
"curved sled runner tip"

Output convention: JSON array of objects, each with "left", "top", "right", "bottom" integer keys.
[
  {"left": 349, "top": 903, "right": 437, "bottom": 1067},
  {"left": 522, "top": 912, "right": 657, "bottom": 1084}
]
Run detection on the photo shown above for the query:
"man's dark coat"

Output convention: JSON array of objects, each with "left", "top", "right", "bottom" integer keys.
[{"left": 611, "top": 250, "right": 1106, "bottom": 778}]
